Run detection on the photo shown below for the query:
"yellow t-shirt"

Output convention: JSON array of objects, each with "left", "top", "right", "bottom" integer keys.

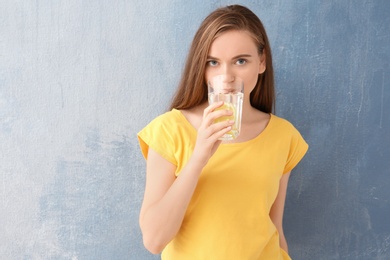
[{"left": 138, "top": 109, "right": 308, "bottom": 260}]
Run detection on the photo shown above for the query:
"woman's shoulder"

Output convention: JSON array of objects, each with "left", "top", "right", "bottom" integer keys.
[
  {"left": 148, "top": 109, "right": 182, "bottom": 124},
  {"left": 268, "top": 114, "right": 306, "bottom": 139},
  {"left": 178, "top": 104, "right": 207, "bottom": 130},
  {"left": 270, "top": 114, "right": 295, "bottom": 128},
  {"left": 138, "top": 109, "right": 182, "bottom": 135}
]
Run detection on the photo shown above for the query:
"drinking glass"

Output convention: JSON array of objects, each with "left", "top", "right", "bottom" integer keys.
[{"left": 208, "top": 75, "right": 244, "bottom": 140}]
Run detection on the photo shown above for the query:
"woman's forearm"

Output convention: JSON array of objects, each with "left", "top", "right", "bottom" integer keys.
[{"left": 140, "top": 155, "right": 205, "bottom": 254}]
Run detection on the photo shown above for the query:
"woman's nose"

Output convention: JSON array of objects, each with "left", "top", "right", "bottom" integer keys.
[
  {"left": 219, "top": 64, "right": 234, "bottom": 80},
  {"left": 221, "top": 74, "right": 235, "bottom": 83}
]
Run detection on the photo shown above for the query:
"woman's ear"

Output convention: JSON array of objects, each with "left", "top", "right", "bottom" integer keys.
[{"left": 258, "top": 53, "right": 266, "bottom": 74}]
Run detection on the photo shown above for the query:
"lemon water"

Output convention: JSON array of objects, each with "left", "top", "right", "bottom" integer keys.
[{"left": 208, "top": 92, "right": 243, "bottom": 140}]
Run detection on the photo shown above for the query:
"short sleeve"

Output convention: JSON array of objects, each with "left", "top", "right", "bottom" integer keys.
[
  {"left": 137, "top": 113, "right": 177, "bottom": 166},
  {"left": 283, "top": 126, "right": 309, "bottom": 174}
]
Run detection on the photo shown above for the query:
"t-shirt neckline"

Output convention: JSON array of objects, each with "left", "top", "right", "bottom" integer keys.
[{"left": 172, "top": 108, "right": 273, "bottom": 146}]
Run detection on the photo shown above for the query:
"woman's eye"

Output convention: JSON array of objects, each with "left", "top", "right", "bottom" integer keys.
[
  {"left": 208, "top": 60, "right": 218, "bottom": 66},
  {"left": 236, "top": 59, "right": 247, "bottom": 65}
]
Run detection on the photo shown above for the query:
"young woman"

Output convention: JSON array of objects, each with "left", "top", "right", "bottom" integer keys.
[{"left": 138, "top": 5, "right": 308, "bottom": 259}]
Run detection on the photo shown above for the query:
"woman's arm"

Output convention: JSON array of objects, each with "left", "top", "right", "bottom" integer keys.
[
  {"left": 139, "top": 102, "right": 233, "bottom": 254},
  {"left": 139, "top": 148, "right": 204, "bottom": 254},
  {"left": 269, "top": 171, "right": 291, "bottom": 253}
]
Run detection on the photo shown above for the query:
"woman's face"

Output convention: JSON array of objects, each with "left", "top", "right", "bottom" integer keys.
[{"left": 205, "top": 30, "right": 266, "bottom": 97}]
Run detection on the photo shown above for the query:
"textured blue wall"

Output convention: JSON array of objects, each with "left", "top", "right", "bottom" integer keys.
[{"left": 0, "top": 0, "right": 389, "bottom": 259}]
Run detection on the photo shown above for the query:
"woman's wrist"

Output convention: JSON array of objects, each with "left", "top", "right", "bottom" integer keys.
[{"left": 187, "top": 152, "right": 208, "bottom": 175}]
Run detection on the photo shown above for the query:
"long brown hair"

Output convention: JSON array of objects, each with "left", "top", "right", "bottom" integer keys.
[{"left": 169, "top": 5, "right": 275, "bottom": 113}]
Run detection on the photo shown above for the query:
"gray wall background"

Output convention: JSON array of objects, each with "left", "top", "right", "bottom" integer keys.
[{"left": 1, "top": 0, "right": 389, "bottom": 259}]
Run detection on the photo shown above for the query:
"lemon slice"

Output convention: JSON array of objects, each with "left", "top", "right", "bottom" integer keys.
[{"left": 214, "top": 103, "right": 235, "bottom": 123}]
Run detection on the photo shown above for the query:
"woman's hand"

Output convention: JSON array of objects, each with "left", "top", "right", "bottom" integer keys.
[{"left": 192, "top": 101, "right": 234, "bottom": 166}]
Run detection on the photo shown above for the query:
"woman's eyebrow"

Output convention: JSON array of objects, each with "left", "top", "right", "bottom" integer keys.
[
  {"left": 207, "top": 54, "right": 253, "bottom": 60},
  {"left": 232, "top": 54, "right": 252, "bottom": 59},
  {"left": 207, "top": 55, "right": 219, "bottom": 60}
]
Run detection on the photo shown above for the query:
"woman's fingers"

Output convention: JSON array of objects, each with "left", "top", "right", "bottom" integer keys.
[
  {"left": 193, "top": 104, "right": 235, "bottom": 165},
  {"left": 202, "top": 102, "right": 233, "bottom": 128},
  {"left": 207, "top": 120, "right": 234, "bottom": 136},
  {"left": 203, "top": 101, "right": 223, "bottom": 118}
]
